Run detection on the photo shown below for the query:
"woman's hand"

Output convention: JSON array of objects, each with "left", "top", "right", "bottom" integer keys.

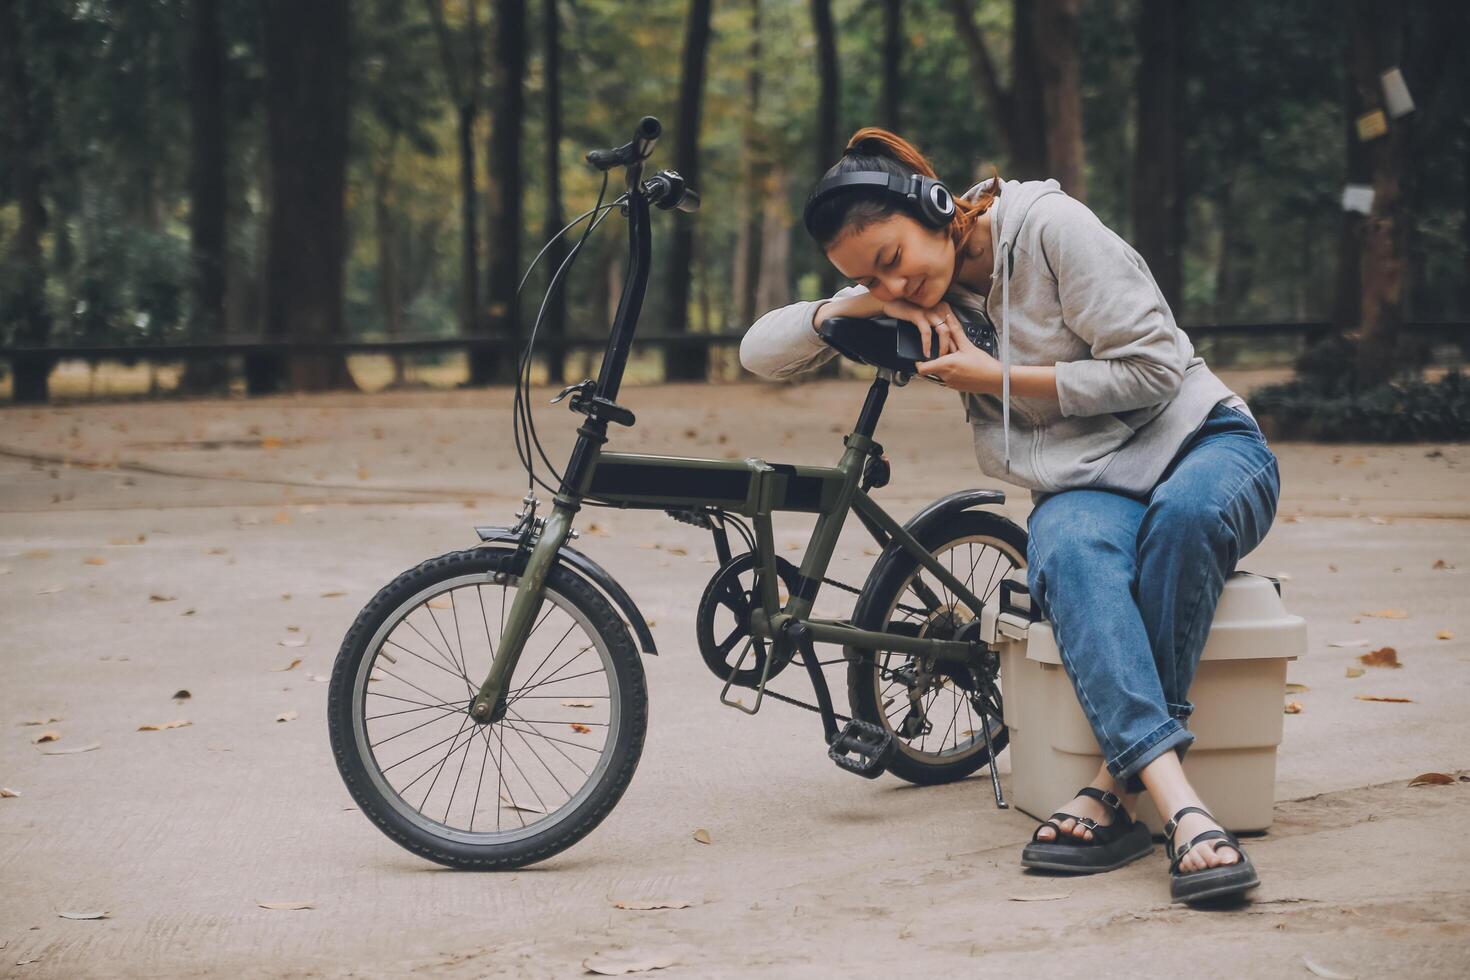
[
  {"left": 915, "top": 317, "right": 1003, "bottom": 394},
  {"left": 880, "top": 298, "right": 961, "bottom": 358}
]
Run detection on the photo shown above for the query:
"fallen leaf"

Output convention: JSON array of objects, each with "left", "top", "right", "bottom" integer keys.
[
  {"left": 426, "top": 597, "right": 452, "bottom": 609},
  {"left": 1, "top": 787, "right": 20, "bottom": 798},
  {"left": 1327, "top": 640, "right": 1370, "bottom": 648},
  {"left": 40, "top": 742, "right": 100, "bottom": 755},
  {"left": 1407, "top": 772, "right": 1455, "bottom": 787},
  {"left": 181, "top": 608, "right": 196, "bottom": 616},
  {"left": 665, "top": 546, "right": 688, "bottom": 556},
  {"left": 19, "top": 715, "right": 63, "bottom": 726},
  {"left": 137, "top": 720, "right": 191, "bottom": 731},
  {"left": 692, "top": 828, "right": 712, "bottom": 845},
  {"left": 320, "top": 591, "right": 346, "bottom": 598},
  {"left": 1355, "top": 695, "right": 1413, "bottom": 703},
  {"left": 1345, "top": 667, "right": 1365, "bottom": 678},
  {"left": 280, "top": 593, "right": 292, "bottom": 601},
  {"left": 569, "top": 723, "right": 592, "bottom": 734},
  {"left": 1301, "top": 956, "right": 1355, "bottom": 980},
  {"left": 1358, "top": 647, "right": 1401, "bottom": 668},
  {"left": 1361, "top": 608, "right": 1408, "bottom": 619},
  {"left": 23, "top": 548, "right": 51, "bottom": 559},
  {"left": 356, "top": 467, "right": 370, "bottom": 481},
  {"left": 276, "top": 710, "right": 298, "bottom": 723},
  {"left": 149, "top": 593, "right": 176, "bottom": 603},
  {"left": 1437, "top": 630, "right": 1454, "bottom": 641},
  {"left": 270, "top": 658, "right": 303, "bottom": 672},
  {"left": 1431, "top": 559, "right": 1453, "bottom": 570},
  {"left": 1285, "top": 683, "right": 1310, "bottom": 694},
  {"left": 57, "top": 911, "right": 109, "bottom": 920},
  {"left": 37, "top": 584, "right": 65, "bottom": 595},
  {"left": 581, "top": 950, "right": 679, "bottom": 976},
  {"left": 286, "top": 625, "right": 301, "bottom": 632},
  {"left": 612, "top": 899, "right": 693, "bottom": 911},
  {"left": 83, "top": 557, "right": 106, "bottom": 566},
  {"left": 31, "top": 730, "right": 61, "bottom": 744},
  {"left": 207, "top": 547, "right": 228, "bottom": 555},
  {"left": 260, "top": 436, "right": 283, "bottom": 450},
  {"left": 258, "top": 901, "right": 313, "bottom": 911},
  {"left": 271, "top": 510, "right": 292, "bottom": 524},
  {"left": 279, "top": 638, "right": 307, "bottom": 648},
  {"left": 307, "top": 673, "right": 329, "bottom": 683},
  {"left": 1008, "top": 893, "right": 1071, "bottom": 902},
  {"left": 172, "top": 690, "right": 191, "bottom": 700},
  {"left": 1284, "top": 701, "right": 1303, "bottom": 714},
  {"left": 561, "top": 700, "right": 596, "bottom": 708}
]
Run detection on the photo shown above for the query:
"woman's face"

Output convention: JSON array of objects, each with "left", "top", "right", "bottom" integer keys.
[{"left": 824, "top": 213, "right": 956, "bottom": 308}]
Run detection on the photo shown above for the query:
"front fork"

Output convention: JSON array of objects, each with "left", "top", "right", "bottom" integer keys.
[{"left": 468, "top": 502, "right": 576, "bottom": 723}]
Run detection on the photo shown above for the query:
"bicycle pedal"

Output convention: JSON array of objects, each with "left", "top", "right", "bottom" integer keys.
[{"left": 828, "top": 719, "right": 895, "bottom": 779}]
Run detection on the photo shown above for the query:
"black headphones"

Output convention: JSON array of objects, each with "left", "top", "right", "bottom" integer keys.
[{"left": 802, "top": 170, "right": 957, "bottom": 240}]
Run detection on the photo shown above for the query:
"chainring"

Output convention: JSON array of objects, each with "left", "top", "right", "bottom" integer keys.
[{"left": 695, "top": 552, "right": 801, "bottom": 688}]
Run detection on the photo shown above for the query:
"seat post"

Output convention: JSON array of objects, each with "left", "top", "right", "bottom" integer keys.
[{"left": 853, "top": 375, "right": 890, "bottom": 440}]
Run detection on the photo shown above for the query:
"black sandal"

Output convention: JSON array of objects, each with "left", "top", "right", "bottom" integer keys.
[
  {"left": 1020, "top": 787, "right": 1153, "bottom": 873},
  {"left": 1165, "top": 805, "right": 1260, "bottom": 904}
]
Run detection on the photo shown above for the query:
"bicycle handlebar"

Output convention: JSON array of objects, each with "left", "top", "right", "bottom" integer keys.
[{"left": 586, "top": 116, "right": 662, "bottom": 171}]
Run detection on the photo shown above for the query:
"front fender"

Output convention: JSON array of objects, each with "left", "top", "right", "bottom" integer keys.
[{"left": 474, "top": 526, "right": 658, "bottom": 656}]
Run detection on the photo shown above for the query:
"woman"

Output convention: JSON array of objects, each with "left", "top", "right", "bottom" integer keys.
[{"left": 739, "top": 128, "right": 1280, "bottom": 905}]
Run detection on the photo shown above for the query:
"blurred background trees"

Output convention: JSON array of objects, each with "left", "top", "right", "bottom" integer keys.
[{"left": 1, "top": 0, "right": 1466, "bottom": 405}]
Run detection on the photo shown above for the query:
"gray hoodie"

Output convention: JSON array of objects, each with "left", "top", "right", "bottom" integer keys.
[{"left": 738, "top": 177, "right": 1248, "bottom": 501}]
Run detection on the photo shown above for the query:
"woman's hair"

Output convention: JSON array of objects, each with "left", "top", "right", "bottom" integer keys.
[{"left": 805, "top": 127, "right": 1001, "bottom": 255}]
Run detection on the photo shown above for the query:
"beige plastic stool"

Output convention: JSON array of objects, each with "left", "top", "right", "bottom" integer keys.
[{"left": 997, "top": 571, "right": 1307, "bottom": 834}]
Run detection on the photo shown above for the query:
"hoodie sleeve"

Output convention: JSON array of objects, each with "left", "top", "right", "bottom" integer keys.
[
  {"left": 1034, "top": 194, "right": 1188, "bottom": 417},
  {"left": 738, "top": 285, "right": 870, "bottom": 380}
]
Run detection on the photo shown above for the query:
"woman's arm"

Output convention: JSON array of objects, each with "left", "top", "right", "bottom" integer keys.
[
  {"left": 738, "top": 284, "right": 876, "bottom": 380},
  {"left": 1038, "top": 194, "right": 1188, "bottom": 417}
]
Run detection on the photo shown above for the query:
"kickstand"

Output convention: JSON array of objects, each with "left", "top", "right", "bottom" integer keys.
[{"left": 976, "top": 698, "right": 1008, "bottom": 809}]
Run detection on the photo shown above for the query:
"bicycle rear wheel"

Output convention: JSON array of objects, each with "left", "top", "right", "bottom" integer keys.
[{"left": 327, "top": 547, "right": 647, "bottom": 869}]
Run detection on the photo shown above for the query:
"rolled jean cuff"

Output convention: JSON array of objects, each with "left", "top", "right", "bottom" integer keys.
[
  {"left": 1166, "top": 701, "right": 1195, "bottom": 720},
  {"left": 1107, "top": 718, "right": 1196, "bottom": 783}
]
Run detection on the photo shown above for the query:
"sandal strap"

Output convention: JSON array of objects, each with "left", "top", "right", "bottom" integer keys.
[
  {"left": 1075, "top": 786, "right": 1124, "bottom": 814},
  {"left": 1163, "top": 805, "right": 1215, "bottom": 841},
  {"left": 1031, "top": 818, "right": 1069, "bottom": 843},
  {"left": 1169, "top": 828, "right": 1245, "bottom": 873}
]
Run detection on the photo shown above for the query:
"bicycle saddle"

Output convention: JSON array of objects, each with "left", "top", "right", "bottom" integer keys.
[{"left": 818, "top": 304, "right": 998, "bottom": 377}]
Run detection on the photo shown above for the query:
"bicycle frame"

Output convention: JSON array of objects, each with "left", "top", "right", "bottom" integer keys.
[{"left": 467, "top": 154, "right": 993, "bottom": 728}]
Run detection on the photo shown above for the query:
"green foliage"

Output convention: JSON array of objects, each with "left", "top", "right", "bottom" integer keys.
[{"left": 1251, "top": 370, "right": 1470, "bottom": 442}]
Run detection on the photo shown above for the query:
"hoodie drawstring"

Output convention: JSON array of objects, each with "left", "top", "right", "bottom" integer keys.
[{"left": 999, "top": 240, "right": 1012, "bottom": 474}]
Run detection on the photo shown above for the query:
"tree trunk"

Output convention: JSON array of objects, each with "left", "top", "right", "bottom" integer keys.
[
  {"left": 755, "top": 165, "right": 792, "bottom": 316},
  {"left": 1330, "top": 39, "right": 1370, "bottom": 335},
  {"left": 1033, "top": 0, "right": 1085, "bottom": 200},
  {"left": 424, "top": 0, "right": 482, "bottom": 343},
  {"left": 880, "top": 0, "right": 902, "bottom": 131},
  {"left": 663, "top": 0, "right": 713, "bottom": 382},
  {"left": 260, "top": 0, "right": 355, "bottom": 393},
  {"left": 374, "top": 152, "right": 406, "bottom": 387},
  {"left": 473, "top": 0, "right": 528, "bottom": 385},
  {"left": 1010, "top": 0, "right": 1049, "bottom": 180},
  {"left": 541, "top": 0, "right": 567, "bottom": 384},
  {"left": 182, "top": 0, "right": 231, "bottom": 394},
  {"left": 734, "top": 0, "right": 764, "bottom": 329},
  {"left": 1350, "top": 0, "right": 1407, "bottom": 387},
  {"left": 1131, "top": 0, "right": 1184, "bottom": 311},
  {"left": 0, "top": 0, "right": 52, "bottom": 403},
  {"left": 810, "top": 0, "right": 840, "bottom": 298}
]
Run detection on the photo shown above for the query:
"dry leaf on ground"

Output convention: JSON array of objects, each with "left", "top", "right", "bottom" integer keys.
[
  {"left": 320, "top": 591, "right": 346, "bottom": 598},
  {"left": 569, "top": 723, "right": 592, "bottom": 734},
  {"left": 1407, "top": 772, "right": 1455, "bottom": 787},
  {"left": 612, "top": 899, "right": 694, "bottom": 910},
  {"left": 57, "top": 911, "right": 109, "bottom": 920},
  {"left": 561, "top": 700, "right": 596, "bottom": 708},
  {"left": 426, "top": 597, "right": 452, "bottom": 609},
  {"left": 692, "top": 828, "right": 712, "bottom": 845},
  {"left": 270, "top": 658, "right": 302, "bottom": 672},
  {"left": 581, "top": 951, "right": 679, "bottom": 976},
  {"left": 275, "top": 710, "right": 298, "bottom": 723},
  {"left": 83, "top": 557, "right": 106, "bottom": 566},
  {"left": 1327, "top": 639, "right": 1369, "bottom": 648},
  {"left": 1361, "top": 609, "right": 1408, "bottom": 619},
  {"left": 40, "top": 742, "right": 100, "bottom": 755},
  {"left": 258, "top": 901, "right": 313, "bottom": 911},
  {"left": 1432, "top": 559, "right": 1454, "bottom": 570},
  {"left": 665, "top": 546, "right": 688, "bottom": 556},
  {"left": 1301, "top": 956, "right": 1356, "bottom": 980},
  {"left": 1437, "top": 630, "right": 1454, "bottom": 641},
  {"left": 1008, "top": 893, "right": 1070, "bottom": 902},
  {"left": 38, "top": 584, "right": 66, "bottom": 595},
  {"left": 307, "top": 673, "right": 329, "bottom": 683},
  {"left": 1285, "top": 683, "right": 1310, "bottom": 693},
  {"left": 1, "top": 787, "right": 20, "bottom": 798},
  {"left": 1358, "top": 647, "right": 1401, "bottom": 668},
  {"left": 137, "top": 720, "right": 191, "bottom": 731},
  {"left": 1356, "top": 695, "right": 1413, "bottom": 704},
  {"left": 19, "top": 715, "right": 63, "bottom": 726},
  {"left": 271, "top": 510, "right": 292, "bottom": 524},
  {"left": 172, "top": 690, "right": 191, "bottom": 700},
  {"left": 149, "top": 593, "right": 176, "bottom": 603},
  {"left": 31, "top": 730, "right": 61, "bottom": 744},
  {"left": 278, "top": 638, "right": 307, "bottom": 648},
  {"left": 1345, "top": 667, "right": 1365, "bottom": 678},
  {"left": 1284, "top": 701, "right": 1303, "bottom": 714}
]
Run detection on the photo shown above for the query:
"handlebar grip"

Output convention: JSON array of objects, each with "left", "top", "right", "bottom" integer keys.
[
  {"left": 633, "top": 116, "right": 661, "bottom": 161},
  {"left": 675, "top": 188, "right": 700, "bottom": 214}
]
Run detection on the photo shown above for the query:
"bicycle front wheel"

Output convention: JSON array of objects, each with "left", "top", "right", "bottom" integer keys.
[{"left": 327, "top": 547, "right": 647, "bottom": 869}]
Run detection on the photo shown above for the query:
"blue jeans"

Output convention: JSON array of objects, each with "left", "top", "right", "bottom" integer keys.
[{"left": 1024, "top": 402, "right": 1281, "bottom": 791}]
